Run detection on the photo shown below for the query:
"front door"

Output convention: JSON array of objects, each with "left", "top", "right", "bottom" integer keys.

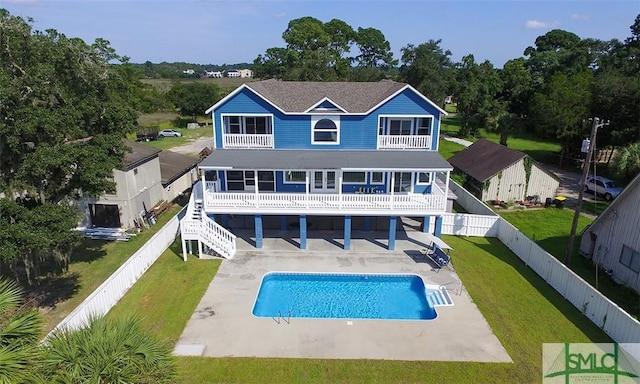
[{"left": 312, "top": 171, "right": 337, "bottom": 193}]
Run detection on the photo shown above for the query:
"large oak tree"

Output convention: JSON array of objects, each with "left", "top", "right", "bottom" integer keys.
[{"left": 0, "top": 10, "right": 138, "bottom": 283}]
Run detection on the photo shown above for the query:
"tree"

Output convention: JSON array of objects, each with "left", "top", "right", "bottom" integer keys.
[
  {"left": 498, "top": 58, "right": 533, "bottom": 118},
  {"left": 255, "top": 17, "right": 395, "bottom": 81},
  {"left": 0, "top": 279, "right": 43, "bottom": 383},
  {"left": 399, "top": 40, "right": 454, "bottom": 107},
  {"left": 523, "top": 29, "right": 584, "bottom": 84},
  {"left": 0, "top": 10, "right": 138, "bottom": 283},
  {"left": 453, "top": 55, "right": 503, "bottom": 137},
  {"left": 528, "top": 70, "right": 593, "bottom": 164},
  {"left": 40, "top": 315, "right": 176, "bottom": 383},
  {"left": 609, "top": 142, "right": 640, "bottom": 183},
  {"left": 167, "top": 82, "right": 222, "bottom": 121}
]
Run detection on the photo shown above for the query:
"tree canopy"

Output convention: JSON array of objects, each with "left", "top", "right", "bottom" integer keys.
[
  {"left": 254, "top": 17, "right": 395, "bottom": 81},
  {"left": 0, "top": 9, "right": 139, "bottom": 283}
]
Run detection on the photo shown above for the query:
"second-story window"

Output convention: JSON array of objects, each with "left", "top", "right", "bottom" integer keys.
[
  {"left": 417, "top": 117, "right": 432, "bottom": 136},
  {"left": 223, "top": 115, "right": 272, "bottom": 134},
  {"left": 312, "top": 116, "right": 340, "bottom": 144}
]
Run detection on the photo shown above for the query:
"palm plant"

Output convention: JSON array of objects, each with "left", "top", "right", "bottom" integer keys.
[
  {"left": 40, "top": 315, "right": 176, "bottom": 384},
  {"left": 610, "top": 142, "right": 640, "bottom": 183},
  {"left": 0, "top": 279, "right": 43, "bottom": 384}
]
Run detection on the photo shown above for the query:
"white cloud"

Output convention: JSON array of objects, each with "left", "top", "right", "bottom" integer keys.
[
  {"left": 571, "top": 13, "right": 590, "bottom": 21},
  {"left": 525, "top": 20, "right": 561, "bottom": 29},
  {"left": 274, "top": 12, "right": 287, "bottom": 19}
]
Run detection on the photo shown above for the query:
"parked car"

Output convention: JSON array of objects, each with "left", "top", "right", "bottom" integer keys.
[
  {"left": 158, "top": 129, "right": 183, "bottom": 138},
  {"left": 584, "top": 175, "right": 623, "bottom": 200}
]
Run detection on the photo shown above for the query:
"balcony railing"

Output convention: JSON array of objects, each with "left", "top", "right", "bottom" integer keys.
[
  {"left": 202, "top": 190, "right": 446, "bottom": 215},
  {"left": 377, "top": 135, "right": 431, "bottom": 149},
  {"left": 222, "top": 133, "right": 274, "bottom": 148}
]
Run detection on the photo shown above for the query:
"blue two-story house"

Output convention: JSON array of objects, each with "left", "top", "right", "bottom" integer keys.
[{"left": 179, "top": 79, "right": 453, "bottom": 259}]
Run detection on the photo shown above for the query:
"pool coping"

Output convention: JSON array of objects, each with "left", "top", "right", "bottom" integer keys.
[{"left": 251, "top": 271, "right": 447, "bottom": 320}]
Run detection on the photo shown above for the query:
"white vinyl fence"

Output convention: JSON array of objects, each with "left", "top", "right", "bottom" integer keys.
[
  {"left": 449, "top": 179, "right": 640, "bottom": 343},
  {"left": 46, "top": 207, "right": 184, "bottom": 337},
  {"left": 496, "top": 219, "right": 640, "bottom": 343}
]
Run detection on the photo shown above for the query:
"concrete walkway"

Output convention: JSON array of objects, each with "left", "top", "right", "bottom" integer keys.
[
  {"left": 442, "top": 135, "right": 473, "bottom": 148},
  {"left": 174, "top": 228, "right": 512, "bottom": 362}
]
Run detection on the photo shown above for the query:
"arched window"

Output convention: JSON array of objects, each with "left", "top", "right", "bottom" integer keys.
[{"left": 312, "top": 117, "right": 339, "bottom": 144}]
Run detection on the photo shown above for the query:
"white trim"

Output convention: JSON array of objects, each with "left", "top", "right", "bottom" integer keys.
[
  {"left": 311, "top": 115, "right": 340, "bottom": 145},
  {"left": 283, "top": 170, "right": 306, "bottom": 184},
  {"left": 220, "top": 113, "right": 274, "bottom": 134},
  {"left": 416, "top": 171, "right": 433, "bottom": 185},
  {"left": 303, "top": 97, "right": 347, "bottom": 113},
  {"left": 365, "top": 85, "right": 447, "bottom": 116},
  {"left": 370, "top": 171, "right": 385, "bottom": 185},
  {"left": 342, "top": 171, "right": 367, "bottom": 185}
]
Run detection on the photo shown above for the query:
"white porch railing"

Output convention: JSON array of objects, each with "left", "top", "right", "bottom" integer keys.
[
  {"left": 377, "top": 135, "right": 431, "bottom": 149},
  {"left": 181, "top": 215, "right": 236, "bottom": 259},
  {"left": 222, "top": 133, "right": 274, "bottom": 148},
  {"left": 202, "top": 191, "right": 446, "bottom": 215}
]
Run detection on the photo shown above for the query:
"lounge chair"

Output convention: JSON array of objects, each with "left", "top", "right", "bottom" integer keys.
[{"left": 425, "top": 246, "right": 451, "bottom": 271}]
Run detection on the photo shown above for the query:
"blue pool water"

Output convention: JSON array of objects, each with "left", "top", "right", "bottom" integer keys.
[{"left": 252, "top": 272, "right": 438, "bottom": 320}]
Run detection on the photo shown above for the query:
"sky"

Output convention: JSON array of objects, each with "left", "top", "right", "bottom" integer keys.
[{"left": 2, "top": 0, "right": 639, "bottom": 68}]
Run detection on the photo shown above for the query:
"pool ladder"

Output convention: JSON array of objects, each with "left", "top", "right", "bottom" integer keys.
[{"left": 273, "top": 309, "right": 291, "bottom": 324}]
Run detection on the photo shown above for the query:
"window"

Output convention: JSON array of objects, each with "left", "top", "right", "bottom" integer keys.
[
  {"left": 226, "top": 171, "right": 244, "bottom": 191},
  {"left": 620, "top": 245, "right": 640, "bottom": 273},
  {"left": 389, "top": 119, "right": 412, "bottom": 135},
  {"left": 393, "top": 172, "right": 412, "bottom": 192},
  {"left": 312, "top": 116, "right": 339, "bottom": 144},
  {"left": 257, "top": 171, "right": 275, "bottom": 191},
  {"left": 343, "top": 172, "right": 366, "bottom": 184},
  {"left": 226, "top": 116, "right": 241, "bottom": 134},
  {"left": 244, "top": 171, "right": 255, "bottom": 186},
  {"left": 371, "top": 172, "right": 384, "bottom": 184},
  {"left": 417, "top": 117, "right": 432, "bottom": 136},
  {"left": 417, "top": 172, "right": 432, "bottom": 184},
  {"left": 284, "top": 171, "right": 306, "bottom": 183},
  {"left": 223, "top": 115, "right": 271, "bottom": 134}
]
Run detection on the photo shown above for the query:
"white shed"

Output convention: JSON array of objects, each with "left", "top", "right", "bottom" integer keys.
[{"left": 448, "top": 139, "right": 560, "bottom": 203}]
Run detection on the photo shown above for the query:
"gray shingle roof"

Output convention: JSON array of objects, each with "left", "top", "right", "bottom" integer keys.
[
  {"left": 123, "top": 140, "right": 161, "bottom": 171},
  {"left": 448, "top": 139, "right": 526, "bottom": 182},
  {"left": 200, "top": 149, "right": 452, "bottom": 171},
  {"left": 246, "top": 79, "right": 407, "bottom": 113},
  {"left": 158, "top": 150, "right": 199, "bottom": 187}
]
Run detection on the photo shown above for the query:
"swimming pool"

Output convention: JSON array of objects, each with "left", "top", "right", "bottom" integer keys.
[{"left": 252, "top": 272, "right": 448, "bottom": 320}]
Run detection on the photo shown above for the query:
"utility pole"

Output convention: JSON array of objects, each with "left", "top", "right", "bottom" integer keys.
[{"left": 564, "top": 117, "right": 606, "bottom": 266}]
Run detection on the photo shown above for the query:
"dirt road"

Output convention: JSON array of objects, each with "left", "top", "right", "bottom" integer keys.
[{"left": 170, "top": 137, "right": 213, "bottom": 156}]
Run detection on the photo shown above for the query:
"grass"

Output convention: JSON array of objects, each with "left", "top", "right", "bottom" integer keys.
[
  {"left": 108, "top": 235, "right": 609, "bottom": 383},
  {"left": 142, "top": 78, "right": 251, "bottom": 93},
  {"left": 140, "top": 126, "right": 213, "bottom": 152},
  {"left": 580, "top": 199, "right": 611, "bottom": 216},
  {"left": 438, "top": 138, "right": 466, "bottom": 160},
  {"left": 38, "top": 204, "right": 183, "bottom": 333},
  {"left": 499, "top": 208, "right": 640, "bottom": 318},
  {"left": 440, "top": 115, "right": 562, "bottom": 164}
]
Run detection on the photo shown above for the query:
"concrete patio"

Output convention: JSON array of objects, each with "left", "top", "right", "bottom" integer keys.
[{"left": 174, "top": 226, "right": 512, "bottom": 362}]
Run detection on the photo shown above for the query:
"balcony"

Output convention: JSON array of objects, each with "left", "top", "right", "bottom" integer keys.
[
  {"left": 377, "top": 135, "right": 431, "bottom": 149},
  {"left": 202, "top": 183, "right": 447, "bottom": 216},
  {"left": 222, "top": 133, "right": 274, "bottom": 149}
]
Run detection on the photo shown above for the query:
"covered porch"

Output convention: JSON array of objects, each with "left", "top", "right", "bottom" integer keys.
[{"left": 199, "top": 149, "right": 453, "bottom": 216}]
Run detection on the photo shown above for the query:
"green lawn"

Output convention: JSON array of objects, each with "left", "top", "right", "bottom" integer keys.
[
  {"left": 108, "top": 235, "right": 609, "bottom": 383},
  {"left": 39, "top": 204, "right": 183, "bottom": 333},
  {"left": 440, "top": 115, "right": 561, "bottom": 164},
  {"left": 500, "top": 208, "right": 640, "bottom": 318},
  {"left": 438, "top": 139, "right": 466, "bottom": 160},
  {"left": 140, "top": 126, "right": 213, "bottom": 152}
]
